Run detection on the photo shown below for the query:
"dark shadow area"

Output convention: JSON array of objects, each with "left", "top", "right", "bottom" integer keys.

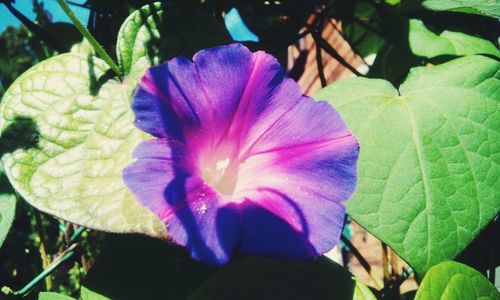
[
  {"left": 456, "top": 215, "right": 500, "bottom": 283},
  {"left": 138, "top": 2, "right": 231, "bottom": 67},
  {"left": 256, "top": 187, "right": 310, "bottom": 238},
  {"left": 188, "top": 255, "right": 357, "bottom": 300},
  {"left": 220, "top": 200, "right": 316, "bottom": 260},
  {"left": 84, "top": 234, "right": 357, "bottom": 300},
  {"left": 83, "top": 234, "right": 215, "bottom": 300},
  {"left": 365, "top": 7, "right": 425, "bottom": 86},
  {"left": 0, "top": 116, "right": 40, "bottom": 158},
  {"left": 163, "top": 174, "right": 221, "bottom": 265},
  {"left": 415, "top": 10, "right": 500, "bottom": 43}
]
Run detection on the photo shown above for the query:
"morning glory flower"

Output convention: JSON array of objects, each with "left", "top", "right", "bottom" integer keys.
[{"left": 123, "top": 43, "right": 359, "bottom": 266}]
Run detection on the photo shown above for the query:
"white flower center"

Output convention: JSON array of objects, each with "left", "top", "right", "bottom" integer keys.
[{"left": 201, "top": 156, "right": 239, "bottom": 195}]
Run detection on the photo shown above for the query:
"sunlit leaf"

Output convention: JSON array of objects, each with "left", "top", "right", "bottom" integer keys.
[
  {"left": 0, "top": 53, "right": 165, "bottom": 237},
  {"left": 0, "top": 193, "right": 16, "bottom": 248},
  {"left": 409, "top": 19, "right": 500, "bottom": 59},
  {"left": 415, "top": 261, "right": 500, "bottom": 300},
  {"left": 38, "top": 292, "right": 75, "bottom": 300},
  {"left": 81, "top": 286, "right": 110, "bottom": 300},
  {"left": 422, "top": 0, "right": 500, "bottom": 18},
  {"left": 316, "top": 55, "right": 500, "bottom": 274}
]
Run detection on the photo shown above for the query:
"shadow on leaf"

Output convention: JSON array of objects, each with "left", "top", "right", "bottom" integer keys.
[{"left": 0, "top": 117, "right": 40, "bottom": 158}]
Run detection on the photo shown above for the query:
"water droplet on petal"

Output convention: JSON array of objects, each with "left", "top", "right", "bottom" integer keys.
[{"left": 197, "top": 202, "right": 208, "bottom": 214}]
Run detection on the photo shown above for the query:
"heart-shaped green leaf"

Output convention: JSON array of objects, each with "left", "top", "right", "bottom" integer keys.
[
  {"left": 0, "top": 53, "right": 165, "bottom": 237},
  {"left": 415, "top": 261, "right": 500, "bottom": 300},
  {"left": 116, "top": 2, "right": 230, "bottom": 78},
  {"left": 422, "top": 0, "right": 500, "bottom": 18},
  {"left": 409, "top": 19, "right": 500, "bottom": 59},
  {"left": 316, "top": 55, "right": 500, "bottom": 274}
]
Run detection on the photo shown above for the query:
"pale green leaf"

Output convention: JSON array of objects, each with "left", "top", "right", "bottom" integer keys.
[
  {"left": 0, "top": 162, "right": 16, "bottom": 248},
  {"left": 409, "top": 19, "right": 500, "bottom": 59},
  {"left": 0, "top": 53, "right": 165, "bottom": 237},
  {"left": 0, "top": 193, "right": 16, "bottom": 248},
  {"left": 315, "top": 55, "right": 500, "bottom": 274},
  {"left": 116, "top": 2, "right": 230, "bottom": 78},
  {"left": 70, "top": 38, "right": 96, "bottom": 56},
  {"left": 81, "top": 286, "right": 110, "bottom": 300},
  {"left": 38, "top": 292, "right": 76, "bottom": 300},
  {"left": 353, "top": 277, "right": 377, "bottom": 300},
  {"left": 422, "top": 0, "right": 500, "bottom": 18},
  {"left": 415, "top": 261, "right": 500, "bottom": 300}
]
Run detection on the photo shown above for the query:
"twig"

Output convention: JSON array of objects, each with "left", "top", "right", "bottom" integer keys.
[
  {"left": 313, "top": 32, "right": 364, "bottom": 77},
  {"left": 33, "top": 211, "right": 52, "bottom": 291},
  {"left": 341, "top": 234, "right": 383, "bottom": 289},
  {"left": 380, "top": 267, "right": 414, "bottom": 296},
  {"left": 382, "top": 242, "right": 389, "bottom": 283},
  {"left": 313, "top": 23, "right": 327, "bottom": 87}
]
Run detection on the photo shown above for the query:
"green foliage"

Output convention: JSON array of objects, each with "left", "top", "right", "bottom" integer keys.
[
  {"left": 0, "top": 26, "right": 36, "bottom": 96},
  {"left": 0, "top": 162, "right": 16, "bottom": 248},
  {"left": 422, "top": 0, "right": 500, "bottom": 18},
  {"left": 80, "top": 286, "right": 110, "bottom": 300},
  {"left": 342, "top": 1, "right": 386, "bottom": 57},
  {"left": 408, "top": 19, "right": 500, "bottom": 59},
  {"left": 39, "top": 292, "right": 76, "bottom": 300},
  {"left": 0, "top": 194, "right": 16, "bottom": 248},
  {"left": 0, "top": 53, "right": 165, "bottom": 237},
  {"left": 316, "top": 55, "right": 500, "bottom": 275},
  {"left": 37, "top": 286, "right": 109, "bottom": 300},
  {"left": 415, "top": 261, "right": 500, "bottom": 300}
]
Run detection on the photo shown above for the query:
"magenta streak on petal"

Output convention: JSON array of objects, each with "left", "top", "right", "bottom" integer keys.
[{"left": 244, "top": 134, "right": 354, "bottom": 162}]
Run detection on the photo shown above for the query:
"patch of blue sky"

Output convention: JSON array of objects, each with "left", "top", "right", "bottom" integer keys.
[
  {"left": 224, "top": 7, "right": 259, "bottom": 43},
  {"left": 0, "top": 0, "right": 89, "bottom": 32}
]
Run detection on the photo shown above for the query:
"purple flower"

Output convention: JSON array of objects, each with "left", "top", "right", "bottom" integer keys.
[{"left": 123, "top": 44, "right": 359, "bottom": 266}]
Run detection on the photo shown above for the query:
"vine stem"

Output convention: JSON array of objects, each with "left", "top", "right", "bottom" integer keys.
[
  {"left": 5, "top": 227, "right": 86, "bottom": 297},
  {"left": 11, "top": 250, "right": 76, "bottom": 296},
  {"left": 55, "top": 0, "right": 122, "bottom": 77}
]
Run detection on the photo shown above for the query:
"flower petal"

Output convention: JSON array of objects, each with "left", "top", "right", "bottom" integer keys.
[
  {"left": 132, "top": 44, "right": 304, "bottom": 157},
  {"left": 238, "top": 192, "right": 344, "bottom": 258},
  {"left": 123, "top": 141, "right": 241, "bottom": 265},
  {"left": 234, "top": 97, "right": 359, "bottom": 255}
]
